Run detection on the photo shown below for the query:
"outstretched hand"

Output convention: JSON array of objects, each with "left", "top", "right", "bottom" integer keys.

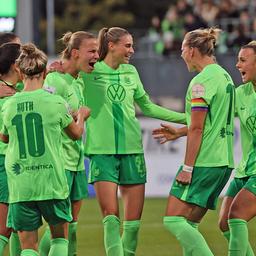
[{"left": 152, "top": 123, "right": 180, "bottom": 144}]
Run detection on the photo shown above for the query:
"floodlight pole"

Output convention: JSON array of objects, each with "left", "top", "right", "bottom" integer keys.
[
  {"left": 46, "top": 0, "right": 55, "bottom": 56},
  {"left": 16, "top": 0, "right": 33, "bottom": 43}
]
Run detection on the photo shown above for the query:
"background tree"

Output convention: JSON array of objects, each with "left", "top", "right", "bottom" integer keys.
[{"left": 37, "top": 0, "right": 175, "bottom": 53}]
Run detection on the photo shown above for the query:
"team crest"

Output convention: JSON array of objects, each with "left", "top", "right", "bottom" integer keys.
[
  {"left": 43, "top": 85, "right": 56, "bottom": 94},
  {"left": 191, "top": 84, "right": 205, "bottom": 98},
  {"left": 124, "top": 76, "right": 131, "bottom": 84},
  {"left": 94, "top": 168, "right": 100, "bottom": 177}
]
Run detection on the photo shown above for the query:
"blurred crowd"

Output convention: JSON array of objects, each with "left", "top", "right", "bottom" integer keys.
[{"left": 147, "top": 0, "right": 256, "bottom": 56}]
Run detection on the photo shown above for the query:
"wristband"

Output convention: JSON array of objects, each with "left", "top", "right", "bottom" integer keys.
[{"left": 183, "top": 164, "right": 193, "bottom": 173}]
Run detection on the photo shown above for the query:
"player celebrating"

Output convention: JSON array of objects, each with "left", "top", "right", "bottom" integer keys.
[
  {"left": 218, "top": 41, "right": 256, "bottom": 256},
  {"left": 152, "top": 27, "right": 235, "bottom": 255},
  {"left": 0, "top": 43, "right": 21, "bottom": 256},
  {"left": 39, "top": 31, "right": 98, "bottom": 256},
  {"left": 74, "top": 26, "right": 186, "bottom": 256},
  {"left": 0, "top": 43, "right": 90, "bottom": 256}
]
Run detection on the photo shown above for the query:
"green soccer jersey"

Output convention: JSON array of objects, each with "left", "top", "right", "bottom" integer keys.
[
  {"left": 44, "top": 72, "right": 73, "bottom": 101},
  {"left": 76, "top": 61, "right": 186, "bottom": 155},
  {"left": 185, "top": 64, "right": 235, "bottom": 168},
  {"left": 1, "top": 89, "right": 73, "bottom": 203},
  {"left": 44, "top": 72, "right": 85, "bottom": 171},
  {"left": 235, "top": 82, "right": 256, "bottom": 178}
]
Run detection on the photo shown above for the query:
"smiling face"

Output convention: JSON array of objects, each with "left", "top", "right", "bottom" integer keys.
[
  {"left": 74, "top": 38, "right": 99, "bottom": 73},
  {"left": 110, "top": 34, "right": 134, "bottom": 65},
  {"left": 236, "top": 47, "right": 256, "bottom": 84}
]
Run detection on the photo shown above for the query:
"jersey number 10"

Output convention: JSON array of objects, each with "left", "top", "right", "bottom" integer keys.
[{"left": 12, "top": 113, "right": 45, "bottom": 159}]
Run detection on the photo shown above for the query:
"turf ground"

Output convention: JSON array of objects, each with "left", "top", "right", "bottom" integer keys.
[{"left": 3, "top": 197, "right": 256, "bottom": 256}]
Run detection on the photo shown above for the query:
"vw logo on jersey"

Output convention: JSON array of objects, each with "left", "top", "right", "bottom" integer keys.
[
  {"left": 107, "top": 83, "right": 126, "bottom": 102},
  {"left": 246, "top": 116, "right": 256, "bottom": 135}
]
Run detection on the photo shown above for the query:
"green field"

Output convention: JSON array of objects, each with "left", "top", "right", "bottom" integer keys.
[{"left": 3, "top": 197, "right": 256, "bottom": 255}]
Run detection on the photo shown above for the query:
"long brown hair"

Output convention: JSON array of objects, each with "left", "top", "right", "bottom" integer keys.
[
  {"left": 98, "top": 27, "right": 130, "bottom": 61},
  {"left": 0, "top": 43, "right": 20, "bottom": 75}
]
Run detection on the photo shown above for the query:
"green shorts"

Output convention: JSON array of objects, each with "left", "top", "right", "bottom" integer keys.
[
  {"left": 88, "top": 154, "right": 147, "bottom": 185},
  {"left": 7, "top": 199, "right": 72, "bottom": 231},
  {"left": 65, "top": 170, "right": 88, "bottom": 201},
  {"left": 0, "top": 154, "right": 8, "bottom": 203},
  {"left": 226, "top": 175, "right": 256, "bottom": 197},
  {"left": 225, "top": 177, "right": 249, "bottom": 197},
  {"left": 170, "top": 166, "right": 232, "bottom": 210}
]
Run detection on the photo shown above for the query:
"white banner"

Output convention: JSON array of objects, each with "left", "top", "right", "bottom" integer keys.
[{"left": 140, "top": 118, "right": 241, "bottom": 197}]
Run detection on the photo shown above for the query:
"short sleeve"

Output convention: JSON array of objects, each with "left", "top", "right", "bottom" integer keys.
[
  {"left": 44, "top": 72, "right": 68, "bottom": 99},
  {"left": 189, "top": 76, "right": 217, "bottom": 105}
]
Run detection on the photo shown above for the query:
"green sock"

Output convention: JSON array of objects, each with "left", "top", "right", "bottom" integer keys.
[
  {"left": 9, "top": 232, "right": 21, "bottom": 256},
  {"left": 163, "top": 216, "right": 213, "bottom": 256},
  {"left": 49, "top": 238, "right": 68, "bottom": 256},
  {"left": 21, "top": 249, "right": 39, "bottom": 256},
  {"left": 38, "top": 226, "right": 51, "bottom": 256},
  {"left": 68, "top": 222, "right": 77, "bottom": 256},
  {"left": 122, "top": 220, "right": 140, "bottom": 256},
  {"left": 223, "top": 230, "right": 231, "bottom": 241},
  {"left": 0, "top": 235, "right": 8, "bottom": 255},
  {"left": 223, "top": 230, "right": 254, "bottom": 256},
  {"left": 228, "top": 219, "right": 254, "bottom": 256},
  {"left": 182, "top": 220, "right": 199, "bottom": 256},
  {"left": 103, "top": 215, "right": 124, "bottom": 256}
]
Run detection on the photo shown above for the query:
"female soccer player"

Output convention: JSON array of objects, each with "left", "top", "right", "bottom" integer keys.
[
  {"left": 74, "top": 27, "right": 186, "bottom": 256},
  {"left": 0, "top": 43, "right": 90, "bottom": 256},
  {"left": 0, "top": 43, "right": 21, "bottom": 256},
  {"left": 152, "top": 27, "right": 235, "bottom": 255},
  {"left": 39, "top": 31, "right": 98, "bottom": 256},
  {"left": 218, "top": 41, "right": 256, "bottom": 256},
  {"left": 0, "top": 33, "right": 23, "bottom": 256}
]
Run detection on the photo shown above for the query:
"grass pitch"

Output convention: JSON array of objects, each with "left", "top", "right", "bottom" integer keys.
[
  {"left": 77, "top": 198, "right": 256, "bottom": 255},
  {"left": 4, "top": 197, "right": 256, "bottom": 255}
]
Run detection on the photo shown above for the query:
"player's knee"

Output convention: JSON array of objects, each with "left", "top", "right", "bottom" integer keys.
[
  {"left": 228, "top": 210, "right": 239, "bottom": 219},
  {"left": 228, "top": 203, "right": 242, "bottom": 219},
  {"left": 103, "top": 209, "right": 119, "bottom": 217}
]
